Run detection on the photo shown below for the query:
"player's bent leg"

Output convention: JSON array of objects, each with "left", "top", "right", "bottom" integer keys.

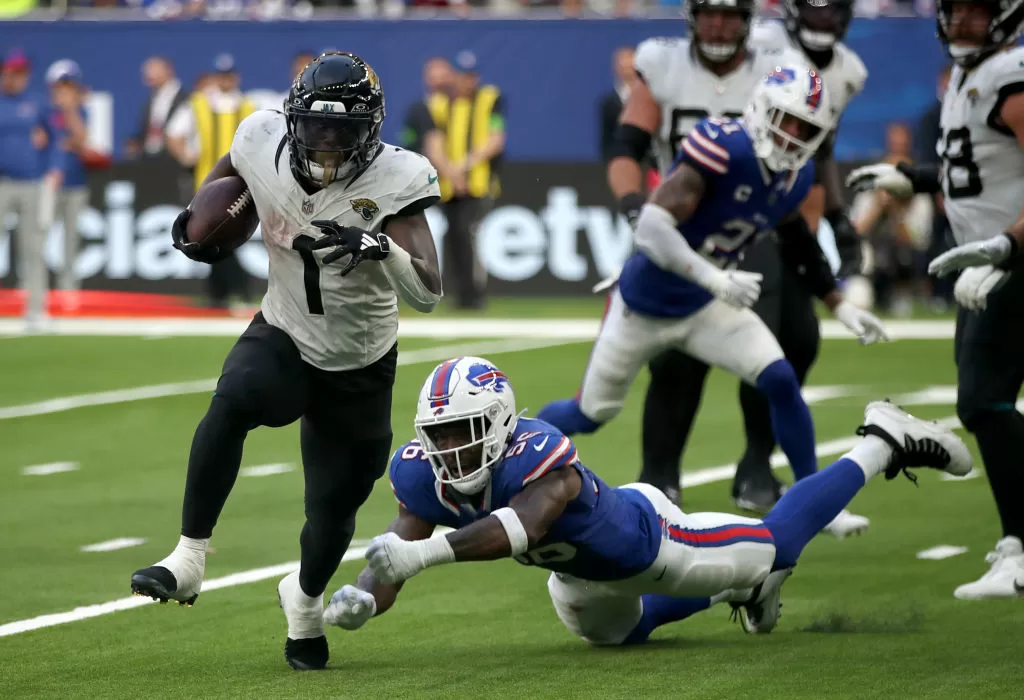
[
  {"left": 547, "top": 573, "right": 645, "bottom": 646},
  {"left": 538, "top": 291, "right": 660, "bottom": 435},
  {"left": 639, "top": 350, "right": 710, "bottom": 505},
  {"left": 130, "top": 315, "right": 308, "bottom": 606},
  {"left": 763, "top": 401, "right": 973, "bottom": 570}
]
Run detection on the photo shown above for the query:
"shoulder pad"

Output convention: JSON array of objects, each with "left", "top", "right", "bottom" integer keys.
[
  {"left": 505, "top": 421, "right": 579, "bottom": 487},
  {"left": 635, "top": 37, "right": 687, "bottom": 100},
  {"left": 982, "top": 47, "right": 1024, "bottom": 92}
]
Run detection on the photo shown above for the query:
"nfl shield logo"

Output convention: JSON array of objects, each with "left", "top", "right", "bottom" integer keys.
[{"left": 302, "top": 199, "right": 314, "bottom": 215}]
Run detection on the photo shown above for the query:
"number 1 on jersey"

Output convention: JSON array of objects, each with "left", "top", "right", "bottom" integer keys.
[{"left": 292, "top": 234, "right": 324, "bottom": 315}]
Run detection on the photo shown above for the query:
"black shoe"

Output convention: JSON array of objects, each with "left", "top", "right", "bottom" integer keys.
[
  {"left": 284, "top": 636, "right": 329, "bottom": 671},
  {"left": 732, "top": 477, "right": 784, "bottom": 514},
  {"left": 130, "top": 566, "right": 199, "bottom": 607}
]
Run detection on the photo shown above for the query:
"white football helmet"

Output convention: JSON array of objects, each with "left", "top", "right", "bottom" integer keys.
[
  {"left": 743, "top": 65, "right": 833, "bottom": 173},
  {"left": 414, "top": 356, "right": 519, "bottom": 495}
]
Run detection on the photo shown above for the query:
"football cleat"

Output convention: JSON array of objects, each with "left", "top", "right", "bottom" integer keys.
[
  {"left": 278, "top": 571, "right": 328, "bottom": 670},
  {"left": 733, "top": 477, "right": 785, "bottom": 515},
  {"left": 130, "top": 545, "right": 205, "bottom": 606},
  {"left": 954, "top": 537, "right": 1024, "bottom": 600},
  {"left": 822, "top": 509, "right": 870, "bottom": 540},
  {"left": 856, "top": 400, "right": 973, "bottom": 481},
  {"left": 731, "top": 567, "right": 793, "bottom": 634}
]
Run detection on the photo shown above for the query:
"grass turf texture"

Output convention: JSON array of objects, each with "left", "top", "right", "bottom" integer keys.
[{"left": 0, "top": 324, "right": 1020, "bottom": 698}]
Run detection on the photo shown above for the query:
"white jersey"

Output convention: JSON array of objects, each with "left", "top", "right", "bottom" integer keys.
[
  {"left": 750, "top": 21, "right": 867, "bottom": 123},
  {"left": 230, "top": 110, "right": 440, "bottom": 371},
  {"left": 939, "top": 47, "right": 1024, "bottom": 245},
  {"left": 635, "top": 36, "right": 807, "bottom": 173}
]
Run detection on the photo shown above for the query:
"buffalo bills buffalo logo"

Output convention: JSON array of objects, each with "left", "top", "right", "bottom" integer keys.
[{"left": 465, "top": 364, "right": 509, "bottom": 393}]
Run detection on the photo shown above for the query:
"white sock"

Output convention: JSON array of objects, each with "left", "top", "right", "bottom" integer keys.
[
  {"left": 843, "top": 435, "right": 893, "bottom": 480},
  {"left": 282, "top": 572, "right": 324, "bottom": 639},
  {"left": 153, "top": 536, "right": 208, "bottom": 589}
]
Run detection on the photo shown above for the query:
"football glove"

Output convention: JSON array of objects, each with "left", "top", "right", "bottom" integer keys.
[
  {"left": 365, "top": 532, "right": 454, "bottom": 584},
  {"left": 928, "top": 234, "right": 1014, "bottom": 278},
  {"left": 954, "top": 265, "right": 1008, "bottom": 311},
  {"left": 845, "top": 163, "right": 914, "bottom": 199},
  {"left": 170, "top": 208, "right": 229, "bottom": 264},
  {"left": 310, "top": 219, "right": 390, "bottom": 276},
  {"left": 323, "top": 584, "right": 377, "bottom": 631},
  {"left": 833, "top": 300, "right": 890, "bottom": 345},
  {"left": 705, "top": 269, "right": 763, "bottom": 309},
  {"left": 826, "top": 209, "right": 863, "bottom": 278}
]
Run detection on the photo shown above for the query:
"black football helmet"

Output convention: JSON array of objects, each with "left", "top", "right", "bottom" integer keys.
[
  {"left": 783, "top": 0, "right": 854, "bottom": 54},
  {"left": 686, "top": 0, "right": 757, "bottom": 64},
  {"left": 938, "top": 0, "right": 1024, "bottom": 68},
  {"left": 285, "top": 52, "right": 385, "bottom": 189}
]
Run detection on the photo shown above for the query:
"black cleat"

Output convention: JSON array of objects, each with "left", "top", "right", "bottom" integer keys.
[
  {"left": 130, "top": 566, "right": 199, "bottom": 607},
  {"left": 732, "top": 477, "right": 785, "bottom": 515},
  {"left": 284, "top": 636, "right": 329, "bottom": 671}
]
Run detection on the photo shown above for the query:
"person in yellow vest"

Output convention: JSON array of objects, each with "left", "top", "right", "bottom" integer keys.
[
  {"left": 166, "top": 54, "right": 255, "bottom": 309},
  {"left": 420, "top": 50, "right": 505, "bottom": 310}
]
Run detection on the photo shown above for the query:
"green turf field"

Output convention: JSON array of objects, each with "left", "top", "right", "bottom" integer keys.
[{"left": 0, "top": 319, "right": 1020, "bottom": 698}]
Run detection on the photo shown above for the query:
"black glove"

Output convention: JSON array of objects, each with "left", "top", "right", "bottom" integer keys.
[
  {"left": 170, "top": 208, "right": 229, "bottom": 264},
  {"left": 826, "top": 209, "right": 863, "bottom": 278},
  {"left": 310, "top": 219, "right": 390, "bottom": 276},
  {"left": 618, "top": 192, "right": 646, "bottom": 231}
]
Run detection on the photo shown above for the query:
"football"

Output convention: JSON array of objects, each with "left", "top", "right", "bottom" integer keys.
[{"left": 186, "top": 175, "right": 260, "bottom": 253}]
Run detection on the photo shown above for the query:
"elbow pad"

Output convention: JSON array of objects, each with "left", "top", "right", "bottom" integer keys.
[
  {"left": 381, "top": 240, "right": 441, "bottom": 312},
  {"left": 607, "top": 124, "right": 653, "bottom": 164},
  {"left": 896, "top": 162, "right": 941, "bottom": 195},
  {"left": 777, "top": 216, "right": 838, "bottom": 299}
]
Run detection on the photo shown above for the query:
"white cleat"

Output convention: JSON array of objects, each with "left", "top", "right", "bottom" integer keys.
[
  {"left": 857, "top": 401, "right": 973, "bottom": 480},
  {"left": 823, "top": 509, "right": 870, "bottom": 540},
  {"left": 129, "top": 540, "right": 206, "bottom": 606},
  {"left": 731, "top": 567, "right": 793, "bottom": 634},
  {"left": 954, "top": 537, "right": 1024, "bottom": 600}
]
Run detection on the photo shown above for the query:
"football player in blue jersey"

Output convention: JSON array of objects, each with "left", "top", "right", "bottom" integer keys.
[
  {"left": 322, "top": 356, "right": 970, "bottom": 646},
  {"left": 536, "top": 66, "right": 885, "bottom": 534}
]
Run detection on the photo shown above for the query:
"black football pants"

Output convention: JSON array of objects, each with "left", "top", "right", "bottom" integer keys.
[
  {"left": 639, "top": 236, "right": 821, "bottom": 499},
  {"left": 180, "top": 313, "right": 396, "bottom": 597},
  {"left": 955, "top": 270, "right": 1024, "bottom": 540}
]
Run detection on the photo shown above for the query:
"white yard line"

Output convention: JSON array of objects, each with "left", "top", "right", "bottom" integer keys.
[
  {"left": 916, "top": 545, "right": 969, "bottom": 560},
  {"left": 0, "top": 317, "right": 957, "bottom": 340},
  {"left": 20, "top": 461, "right": 80, "bottom": 476},
  {"left": 240, "top": 464, "right": 295, "bottom": 478},
  {"left": 0, "top": 337, "right": 576, "bottom": 421},
  {"left": 80, "top": 538, "right": 147, "bottom": 553}
]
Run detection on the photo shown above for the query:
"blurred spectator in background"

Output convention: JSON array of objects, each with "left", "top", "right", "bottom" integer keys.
[
  {"left": 41, "top": 60, "right": 98, "bottom": 298},
  {"left": 0, "top": 49, "right": 60, "bottom": 330},
  {"left": 917, "top": 63, "right": 954, "bottom": 310},
  {"left": 852, "top": 122, "right": 933, "bottom": 316},
  {"left": 402, "top": 56, "right": 454, "bottom": 156},
  {"left": 248, "top": 50, "right": 316, "bottom": 111},
  {"left": 166, "top": 53, "right": 255, "bottom": 309},
  {"left": 126, "top": 56, "right": 185, "bottom": 160},
  {"left": 421, "top": 50, "right": 504, "bottom": 310}
]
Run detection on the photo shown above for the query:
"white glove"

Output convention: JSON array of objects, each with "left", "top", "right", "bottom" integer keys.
[
  {"left": 704, "top": 269, "right": 763, "bottom": 309},
  {"left": 323, "top": 584, "right": 377, "bottom": 631},
  {"left": 833, "top": 300, "right": 890, "bottom": 345},
  {"left": 954, "top": 265, "right": 1008, "bottom": 311},
  {"left": 845, "top": 163, "right": 914, "bottom": 199},
  {"left": 928, "top": 234, "right": 1013, "bottom": 278},
  {"left": 365, "top": 532, "right": 455, "bottom": 585}
]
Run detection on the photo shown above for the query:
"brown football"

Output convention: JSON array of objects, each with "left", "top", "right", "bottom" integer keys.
[{"left": 186, "top": 175, "right": 260, "bottom": 253}]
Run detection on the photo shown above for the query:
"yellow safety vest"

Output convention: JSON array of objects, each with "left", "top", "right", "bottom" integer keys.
[
  {"left": 191, "top": 92, "right": 255, "bottom": 193},
  {"left": 427, "top": 86, "right": 501, "bottom": 202},
  {"left": 0, "top": 0, "right": 37, "bottom": 18}
]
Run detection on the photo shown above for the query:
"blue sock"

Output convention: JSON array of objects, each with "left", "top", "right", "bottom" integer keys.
[
  {"left": 536, "top": 398, "right": 601, "bottom": 436},
  {"left": 756, "top": 359, "right": 817, "bottom": 480},
  {"left": 622, "top": 595, "right": 711, "bottom": 645},
  {"left": 762, "top": 457, "right": 866, "bottom": 569}
]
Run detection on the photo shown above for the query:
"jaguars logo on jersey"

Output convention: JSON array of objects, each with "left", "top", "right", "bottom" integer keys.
[{"left": 350, "top": 198, "right": 379, "bottom": 222}]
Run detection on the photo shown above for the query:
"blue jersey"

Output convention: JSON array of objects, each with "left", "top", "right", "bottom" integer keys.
[
  {"left": 389, "top": 417, "right": 662, "bottom": 581},
  {"left": 618, "top": 117, "right": 814, "bottom": 318}
]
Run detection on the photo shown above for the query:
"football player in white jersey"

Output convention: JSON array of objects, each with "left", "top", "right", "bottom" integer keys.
[
  {"left": 604, "top": 0, "right": 882, "bottom": 538},
  {"left": 129, "top": 52, "right": 443, "bottom": 668},
  {"left": 849, "top": 0, "right": 1024, "bottom": 599}
]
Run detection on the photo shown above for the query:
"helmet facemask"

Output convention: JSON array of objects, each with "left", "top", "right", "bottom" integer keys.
[
  {"left": 786, "top": 0, "right": 854, "bottom": 53},
  {"left": 417, "top": 404, "right": 506, "bottom": 495},
  {"left": 938, "top": 0, "right": 1024, "bottom": 68},
  {"left": 744, "top": 69, "right": 832, "bottom": 172},
  {"left": 686, "top": 2, "right": 754, "bottom": 64},
  {"left": 285, "top": 106, "right": 381, "bottom": 188}
]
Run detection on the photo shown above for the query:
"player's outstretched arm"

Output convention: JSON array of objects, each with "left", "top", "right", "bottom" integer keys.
[
  {"left": 324, "top": 506, "right": 436, "bottom": 630},
  {"left": 364, "top": 468, "right": 582, "bottom": 585},
  {"left": 607, "top": 78, "right": 660, "bottom": 227},
  {"left": 380, "top": 211, "right": 443, "bottom": 311}
]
